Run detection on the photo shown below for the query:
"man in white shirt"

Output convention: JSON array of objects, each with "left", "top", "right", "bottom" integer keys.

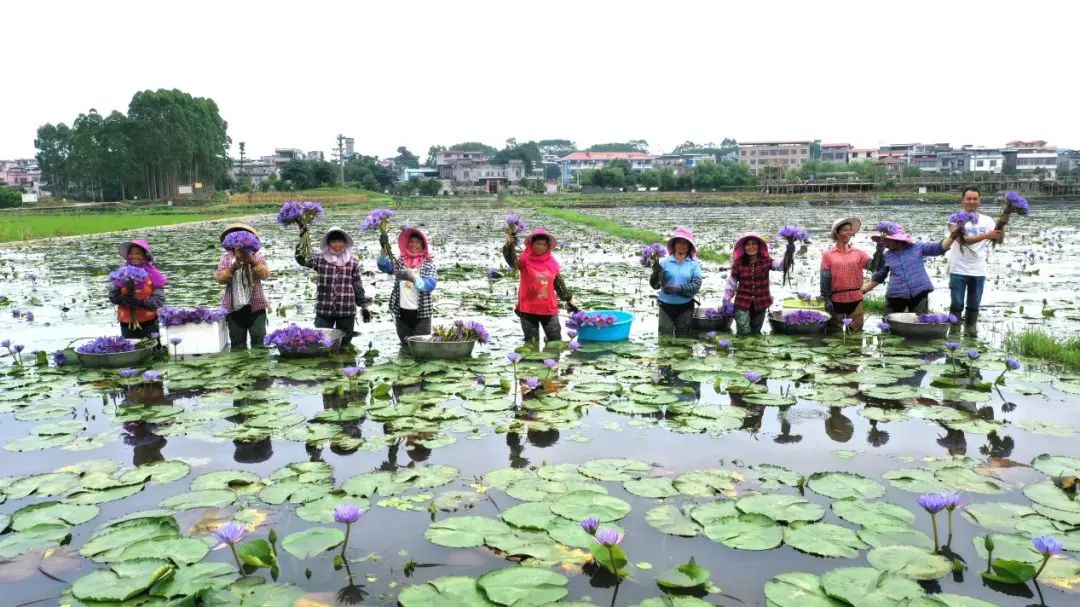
[{"left": 947, "top": 187, "right": 1002, "bottom": 334}]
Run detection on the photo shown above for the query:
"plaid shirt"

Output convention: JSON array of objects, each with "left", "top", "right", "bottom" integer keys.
[
  {"left": 378, "top": 256, "right": 436, "bottom": 319},
  {"left": 218, "top": 252, "right": 270, "bottom": 313},
  {"left": 299, "top": 254, "right": 364, "bottom": 318}
]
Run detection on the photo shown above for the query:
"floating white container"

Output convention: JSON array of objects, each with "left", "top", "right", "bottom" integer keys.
[{"left": 165, "top": 321, "right": 228, "bottom": 355}]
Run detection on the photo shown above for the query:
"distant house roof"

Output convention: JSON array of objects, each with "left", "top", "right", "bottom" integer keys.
[
  {"left": 739, "top": 141, "right": 812, "bottom": 146},
  {"left": 821, "top": 143, "right": 853, "bottom": 148},
  {"left": 559, "top": 152, "right": 653, "bottom": 161}
]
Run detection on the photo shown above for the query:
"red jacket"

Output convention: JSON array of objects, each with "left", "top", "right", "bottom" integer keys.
[{"left": 117, "top": 278, "right": 159, "bottom": 324}]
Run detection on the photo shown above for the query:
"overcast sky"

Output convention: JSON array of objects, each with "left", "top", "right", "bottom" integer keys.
[{"left": 3, "top": 0, "right": 1077, "bottom": 160}]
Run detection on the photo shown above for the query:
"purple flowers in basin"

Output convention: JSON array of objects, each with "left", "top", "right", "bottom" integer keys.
[
  {"left": 159, "top": 306, "right": 228, "bottom": 327},
  {"left": 566, "top": 311, "right": 616, "bottom": 330},
  {"left": 361, "top": 208, "right": 396, "bottom": 232},
  {"left": 431, "top": 320, "right": 490, "bottom": 344},
  {"left": 783, "top": 310, "right": 828, "bottom": 325},
  {"left": 702, "top": 302, "right": 735, "bottom": 320},
  {"left": 264, "top": 324, "right": 334, "bottom": 351},
  {"left": 638, "top": 242, "right": 667, "bottom": 267},
  {"left": 277, "top": 200, "right": 324, "bottom": 225},
  {"left": 108, "top": 265, "right": 149, "bottom": 287},
  {"left": 222, "top": 231, "right": 262, "bottom": 253},
  {"left": 916, "top": 313, "right": 957, "bottom": 324},
  {"left": 77, "top": 336, "right": 136, "bottom": 354}
]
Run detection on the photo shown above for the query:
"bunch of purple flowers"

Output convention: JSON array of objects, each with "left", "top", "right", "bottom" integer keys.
[
  {"left": 948, "top": 212, "right": 978, "bottom": 254},
  {"left": 77, "top": 336, "right": 136, "bottom": 354},
  {"left": 159, "top": 306, "right": 228, "bottom": 327},
  {"left": 992, "top": 191, "right": 1031, "bottom": 247},
  {"left": 875, "top": 221, "right": 901, "bottom": 236},
  {"left": 783, "top": 310, "right": 828, "bottom": 325},
  {"left": 778, "top": 225, "right": 808, "bottom": 286},
  {"left": 916, "top": 313, "right": 958, "bottom": 324},
  {"left": 777, "top": 225, "right": 810, "bottom": 242},
  {"left": 565, "top": 310, "right": 617, "bottom": 329},
  {"left": 431, "top": 319, "right": 491, "bottom": 344},
  {"left": 638, "top": 242, "right": 667, "bottom": 267},
  {"left": 277, "top": 200, "right": 324, "bottom": 225},
  {"left": 505, "top": 214, "right": 528, "bottom": 235},
  {"left": 361, "top": 208, "right": 396, "bottom": 232},
  {"left": 108, "top": 265, "right": 149, "bottom": 287},
  {"left": 263, "top": 324, "right": 334, "bottom": 351},
  {"left": 222, "top": 231, "right": 262, "bottom": 253},
  {"left": 702, "top": 302, "right": 736, "bottom": 319}
]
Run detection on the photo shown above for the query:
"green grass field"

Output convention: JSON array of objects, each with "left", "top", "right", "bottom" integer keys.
[{"left": 0, "top": 214, "right": 214, "bottom": 242}]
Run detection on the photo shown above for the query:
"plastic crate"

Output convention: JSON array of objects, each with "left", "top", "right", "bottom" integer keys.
[{"left": 165, "top": 321, "right": 228, "bottom": 355}]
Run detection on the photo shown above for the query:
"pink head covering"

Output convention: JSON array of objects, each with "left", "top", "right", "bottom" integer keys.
[
  {"left": 118, "top": 239, "right": 168, "bottom": 288},
  {"left": 871, "top": 226, "right": 917, "bottom": 245},
  {"left": 732, "top": 232, "right": 771, "bottom": 265},
  {"left": 666, "top": 227, "right": 697, "bottom": 258},
  {"left": 398, "top": 227, "right": 432, "bottom": 269},
  {"left": 520, "top": 228, "right": 559, "bottom": 273}
]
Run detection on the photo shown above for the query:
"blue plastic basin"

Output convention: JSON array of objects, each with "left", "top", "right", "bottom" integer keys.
[{"left": 575, "top": 310, "right": 634, "bottom": 342}]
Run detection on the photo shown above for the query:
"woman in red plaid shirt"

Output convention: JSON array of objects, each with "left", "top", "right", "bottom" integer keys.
[
  {"left": 296, "top": 226, "right": 371, "bottom": 348},
  {"left": 215, "top": 223, "right": 272, "bottom": 349}
]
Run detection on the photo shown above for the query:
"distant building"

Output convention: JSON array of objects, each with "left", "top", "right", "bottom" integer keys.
[
  {"left": 938, "top": 150, "right": 969, "bottom": 174},
  {"left": 0, "top": 159, "right": 45, "bottom": 195},
  {"left": 963, "top": 148, "right": 1004, "bottom": 173},
  {"left": 653, "top": 153, "right": 715, "bottom": 175},
  {"left": 433, "top": 149, "right": 525, "bottom": 193},
  {"left": 273, "top": 148, "right": 303, "bottom": 170},
  {"left": 345, "top": 138, "right": 355, "bottom": 157},
  {"left": 849, "top": 148, "right": 877, "bottom": 163},
  {"left": 304, "top": 151, "right": 325, "bottom": 162},
  {"left": 1058, "top": 150, "right": 1080, "bottom": 172},
  {"left": 737, "top": 141, "right": 811, "bottom": 177},
  {"left": 557, "top": 152, "right": 655, "bottom": 184},
  {"left": 230, "top": 158, "right": 276, "bottom": 186},
  {"left": 820, "top": 143, "right": 853, "bottom": 164},
  {"left": 910, "top": 154, "right": 942, "bottom": 173},
  {"left": 1005, "top": 140, "right": 1057, "bottom": 179},
  {"left": 400, "top": 167, "right": 439, "bottom": 182}
]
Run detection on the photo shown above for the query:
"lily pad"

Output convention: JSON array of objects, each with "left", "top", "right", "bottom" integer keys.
[
  {"left": 10, "top": 501, "right": 100, "bottom": 531},
  {"left": 736, "top": 494, "right": 825, "bottom": 523},
  {"left": 0, "top": 524, "right": 73, "bottom": 560},
  {"left": 807, "top": 471, "right": 886, "bottom": 500},
  {"left": 501, "top": 502, "right": 559, "bottom": 531},
  {"left": 961, "top": 502, "right": 1036, "bottom": 533},
  {"left": 398, "top": 575, "right": 490, "bottom": 607},
  {"left": 280, "top": 527, "right": 345, "bottom": 559},
  {"left": 820, "top": 566, "right": 923, "bottom": 606},
  {"left": 673, "top": 469, "right": 741, "bottom": 497},
  {"left": 832, "top": 499, "right": 914, "bottom": 529},
  {"left": 867, "top": 545, "right": 953, "bottom": 580},
  {"left": 1031, "top": 453, "right": 1080, "bottom": 477},
  {"left": 425, "top": 516, "right": 510, "bottom": 548},
  {"left": 71, "top": 558, "right": 174, "bottom": 601},
  {"left": 644, "top": 505, "right": 700, "bottom": 537},
  {"left": 149, "top": 560, "right": 237, "bottom": 597},
  {"left": 703, "top": 513, "right": 783, "bottom": 550},
  {"left": 764, "top": 572, "right": 844, "bottom": 607},
  {"left": 783, "top": 522, "right": 867, "bottom": 558},
  {"left": 577, "top": 457, "right": 651, "bottom": 481},
  {"left": 656, "top": 556, "right": 711, "bottom": 589},
  {"left": 476, "top": 566, "right": 569, "bottom": 606},
  {"left": 857, "top": 527, "right": 935, "bottom": 550},
  {"left": 623, "top": 477, "right": 679, "bottom": 498},
  {"left": 160, "top": 489, "right": 237, "bottom": 511},
  {"left": 549, "top": 490, "right": 630, "bottom": 522}
]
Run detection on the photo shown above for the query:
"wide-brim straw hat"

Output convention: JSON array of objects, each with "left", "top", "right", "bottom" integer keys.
[
  {"left": 830, "top": 217, "right": 862, "bottom": 239},
  {"left": 219, "top": 222, "right": 260, "bottom": 243}
]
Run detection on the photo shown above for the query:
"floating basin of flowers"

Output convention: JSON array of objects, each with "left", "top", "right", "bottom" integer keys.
[
  {"left": 265, "top": 325, "right": 344, "bottom": 358},
  {"left": 160, "top": 306, "right": 228, "bottom": 355},
  {"left": 75, "top": 336, "right": 155, "bottom": 369},
  {"left": 692, "top": 304, "right": 734, "bottom": 333},
  {"left": 886, "top": 313, "right": 953, "bottom": 339},
  {"left": 571, "top": 310, "right": 634, "bottom": 342},
  {"left": 407, "top": 320, "right": 489, "bottom": 360},
  {"left": 768, "top": 310, "right": 828, "bottom": 335}
]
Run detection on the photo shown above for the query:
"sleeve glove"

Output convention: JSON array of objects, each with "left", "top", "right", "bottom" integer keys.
[
  {"left": 360, "top": 308, "right": 372, "bottom": 323},
  {"left": 120, "top": 295, "right": 141, "bottom": 307},
  {"left": 662, "top": 285, "right": 680, "bottom": 294}
]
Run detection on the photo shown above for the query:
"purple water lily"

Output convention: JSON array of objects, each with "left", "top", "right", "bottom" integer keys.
[
  {"left": 160, "top": 306, "right": 228, "bottom": 327},
  {"left": 594, "top": 528, "right": 623, "bottom": 547},
  {"left": 638, "top": 242, "right": 666, "bottom": 267},
  {"left": 568, "top": 340, "right": 581, "bottom": 352},
  {"left": 334, "top": 503, "right": 364, "bottom": 525},
  {"left": 222, "top": 231, "right": 262, "bottom": 253},
  {"left": 211, "top": 521, "right": 247, "bottom": 549},
  {"left": 264, "top": 324, "right": 333, "bottom": 352},
  {"left": 361, "top": 208, "right": 396, "bottom": 231},
  {"left": 506, "top": 352, "right": 522, "bottom": 364},
  {"left": 343, "top": 366, "right": 364, "bottom": 378},
  {"left": 581, "top": 517, "right": 600, "bottom": 535},
  {"left": 744, "top": 371, "right": 762, "bottom": 383},
  {"left": 783, "top": 310, "right": 828, "bottom": 325},
  {"left": 875, "top": 221, "right": 901, "bottom": 235},
  {"left": 506, "top": 214, "right": 528, "bottom": 235},
  {"left": 525, "top": 377, "right": 541, "bottom": 390},
  {"left": 277, "top": 200, "right": 324, "bottom": 225},
  {"left": 52, "top": 350, "right": 67, "bottom": 366},
  {"left": 77, "top": 336, "right": 135, "bottom": 355},
  {"left": 142, "top": 370, "right": 163, "bottom": 382}
]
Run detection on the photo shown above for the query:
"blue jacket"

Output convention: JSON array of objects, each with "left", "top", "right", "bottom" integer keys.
[
  {"left": 871, "top": 242, "right": 945, "bottom": 299},
  {"left": 653, "top": 255, "right": 702, "bottom": 305}
]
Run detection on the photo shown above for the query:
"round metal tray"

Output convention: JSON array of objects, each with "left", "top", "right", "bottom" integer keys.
[
  {"left": 885, "top": 313, "right": 952, "bottom": 339},
  {"left": 407, "top": 336, "right": 476, "bottom": 360}
]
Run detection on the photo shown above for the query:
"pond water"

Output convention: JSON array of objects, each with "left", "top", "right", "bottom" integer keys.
[{"left": 1, "top": 202, "right": 1079, "bottom": 607}]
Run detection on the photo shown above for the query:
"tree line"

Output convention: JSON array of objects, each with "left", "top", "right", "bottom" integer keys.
[{"left": 35, "top": 89, "right": 231, "bottom": 201}]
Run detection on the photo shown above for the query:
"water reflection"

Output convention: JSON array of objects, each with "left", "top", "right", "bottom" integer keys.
[
  {"left": 123, "top": 420, "right": 167, "bottom": 466},
  {"left": 824, "top": 407, "right": 854, "bottom": 443}
]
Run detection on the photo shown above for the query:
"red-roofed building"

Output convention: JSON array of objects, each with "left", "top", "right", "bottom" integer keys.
[{"left": 558, "top": 152, "right": 654, "bottom": 184}]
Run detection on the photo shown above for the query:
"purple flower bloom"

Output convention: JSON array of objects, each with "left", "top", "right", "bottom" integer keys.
[
  {"left": 918, "top": 493, "right": 949, "bottom": 514},
  {"left": 568, "top": 340, "right": 581, "bottom": 351},
  {"left": 221, "top": 231, "right": 262, "bottom": 253},
  {"left": 916, "top": 314, "right": 953, "bottom": 324},
  {"left": 717, "top": 339, "right": 731, "bottom": 349},
  {"left": 1032, "top": 535, "right": 1063, "bottom": 558},
  {"left": 342, "top": 366, "right": 364, "bottom": 378},
  {"left": 142, "top": 370, "right": 163, "bottom": 382},
  {"left": 118, "top": 368, "right": 139, "bottom": 378},
  {"left": 506, "top": 352, "right": 522, "bottom": 364},
  {"left": 160, "top": 306, "right": 228, "bottom": 327},
  {"left": 565, "top": 311, "right": 616, "bottom": 330},
  {"left": 264, "top": 324, "right": 334, "bottom": 352},
  {"left": 940, "top": 491, "right": 961, "bottom": 511},
  {"left": 593, "top": 528, "right": 623, "bottom": 547},
  {"left": 505, "top": 215, "right": 528, "bottom": 234},
  {"left": 841, "top": 317, "right": 854, "bottom": 327},
  {"left": 944, "top": 341, "right": 961, "bottom": 351},
  {"left": 875, "top": 221, "right": 901, "bottom": 235},
  {"left": 877, "top": 321, "right": 891, "bottom": 331},
  {"left": 77, "top": 336, "right": 136, "bottom": 355},
  {"left": 581, "top": 517, "right": 600, "bottom": 535},
  {"left": 12, "top": 344, "right": 24, "bottom": 354},
  {"left": 108, "top": 264, "right": 149, "bottom": 287},
  {"left": 638, "top": 242, "right": 666, "bottom": 267},
  {"left": 1005, "top": 357, "right": 1020, "bottom": 370},
  {"left": 487, "top": 266, "right": 498, "bottom": 280},
  {"left": 704, "top": 331, "right": 717, "bottom": 339},
  {"left": 277, "top": 200, "right": 324, "bottom": 225},
  {"left": 744, "top": 371, "right": 762, "bottom": 383},
  {"left": 474, "top": 374, "right": 486, "bottom": 384},
  {"left": 24, "top": 311, "right": 34, "bottom": 322},
  {"left": 703, "top": 303, "right": 735, "bottom": 320},
  {"left": 52, "top": 350, "right": 67, "bottom": 365},
  {"left": 525, "top": 377, "right": 541, "bottom": 390},
  {"left": 0, "top": 339, "right": 9, "bottom": 348},
  {"left": 361, "top": 208, "right": 396, "bottom": 231},
  {"left": 543, "top": 359, "right": 557, "bottom": 370},
  {"left": 566, "top": 329, "right": 578, "bottom": 339},
  {"left": 1005, "top": 191, "right": 1031, "bottom": 216},
  {"left": 431, "top": 320, "right": 490, "bottom": 344},
  {"left": 333, "top": 503, "right": 365, "bottom": 524},
  {"left": 210, "top": 521, "right": 247, "bottom": 549},
  {"left": 778, "top": 225, "right": 809, "bottom": 242},
  {"left": 783, "top": 310, "right": 829, "bottom": 325},
  {"left": 966, "top": 350, "right": 980, "bottom": 360},
  {"left": 949, "top": 211, "right": 977, "bottom": 226},
  {"left": 170, "top": 337, "right": 183, "bottom": 346}
]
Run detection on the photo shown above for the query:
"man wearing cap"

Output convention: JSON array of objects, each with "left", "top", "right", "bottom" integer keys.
[
  {"left": 820, "top": 218, "right": 871, "bottom": 332},
  {"left": 946, "top": 187, "right": 1002, "bottom": 334},
  {"left": 860, "top": 226, "right": 956, "bottom": 315},
  {"left": 215, "top": 223, "right": 272, "bottom": 349}
]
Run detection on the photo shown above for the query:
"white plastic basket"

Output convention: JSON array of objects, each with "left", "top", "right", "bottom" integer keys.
[{"left": 165, "top": 321, "right": 228, "bottom": 355}]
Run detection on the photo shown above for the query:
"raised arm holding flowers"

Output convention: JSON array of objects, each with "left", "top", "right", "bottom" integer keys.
[
  {"left": 777, "top": 225, "right": 809, "bottom": 286},
  {"left": 869, "top": 221, "right": 900, "bottom": 272},
  {"left": 278, "top": 200, "right": 323, "bottom": 261},
  {"left": 991, "top": 190, "right": 1030, "bottom": 247},
  {"left": 946, "top": 187, "right": 1002, "bottom": 335},
  {"left": 362, "top": 208, "right": 397, "bottom": 259}
]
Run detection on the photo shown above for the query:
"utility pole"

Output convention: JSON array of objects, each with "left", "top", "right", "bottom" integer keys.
[
  {"left": 337, "top": 134, "right": 346, "bottom": 185},
  {"left": 238, "top": 141, "right": 246, "bottom": 176}
]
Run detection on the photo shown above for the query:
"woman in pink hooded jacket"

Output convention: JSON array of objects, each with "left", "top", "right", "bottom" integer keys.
[{"left": 502, "top": 227, "right": 578, "bottom": 345}]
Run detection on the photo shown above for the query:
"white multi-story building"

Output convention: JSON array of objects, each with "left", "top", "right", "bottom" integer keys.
[
  {"left": 1006, "top": 140, "right": 1057, "bottom": 179},
  {"left": 558, "top": 152, "right": 654, "bottom": 184},
  {"left": 653, "top": 154, "right": 715, "bottom": 175},
  {"left": 964, "top": 148, "right": 1004, "bottom": 173}
]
